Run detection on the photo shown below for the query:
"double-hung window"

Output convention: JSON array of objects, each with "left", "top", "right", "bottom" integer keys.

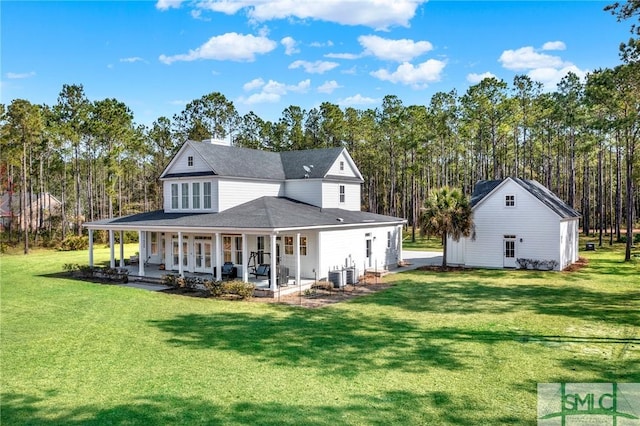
[
  {"left": 171, "top": 184, "right": 179, "bottom": 209},
  {"left": 284, "top": 236, "right": 294, "bottom": 255},
  {"left": 203, "top": 182, "right": 212, "bottom": 209},
  {"left": 300, "top": 236, "right": 307, "bottom": 256},
  {"left": 192, "top": 182, "right": 200, "bottom": 209},
  {"left": 339, "top": 185, "right": 345, "bottom": 203},
  {"left": 181, "top": 183, "right": 189, "bottom": 209}
]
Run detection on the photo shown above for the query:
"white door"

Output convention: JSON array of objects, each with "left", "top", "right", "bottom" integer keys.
[
  {"left": 171, "top": 239, "right": 180, "bottom": 270},
  {"left": 365, "top": 238, "right": 372, "bottom": 268},
  {"left": 194, "top": 238, "right": 212, "bottom": 273},
  {"left": 172, "top": 237, "right": 191, "bottom": 271},
  {"left": 503, "top": 235, "right": 517, "bottom": 268}
]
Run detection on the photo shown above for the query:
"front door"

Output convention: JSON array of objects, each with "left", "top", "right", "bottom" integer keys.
[
  {"left": 194, "top": 237, "right": 212, "bottom": 273},
  {"left": 365, "top": 238, "right": 372, "bottom": 268},
  {"left": 503, "top": 235, "right": 517, "bottom": 268}
]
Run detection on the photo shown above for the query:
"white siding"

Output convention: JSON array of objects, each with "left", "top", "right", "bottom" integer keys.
[
  {"left": 452, "top": 180, "right": 562, "bottom": 269},
  {"left": 218, "top": 179, "right": 283, "bottom": 211},
  {"left": 165, "top": 145, "right": 210, "bottom": 175},
  {"left": 284, "top": 180, "right": 323, "bottom": 207},
  {"left": 327, "top": 152, "right": 359, "bottom": 178},
  {"left": 559, "top": 218, "right": 579, "bottom": 270},
  {"left": 321, "top": 182, "right": 361, "bottom": 210},
  {"left": 317, "top": 226, "right": 400, "bottom": 280},
  {"left": 446, "top": 236, "right": 465, "bottom": 265}
]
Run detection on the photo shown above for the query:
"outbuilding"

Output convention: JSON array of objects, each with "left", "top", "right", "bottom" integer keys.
[{"left": 446, "top": 177, "right": 580, "bottom": 271}]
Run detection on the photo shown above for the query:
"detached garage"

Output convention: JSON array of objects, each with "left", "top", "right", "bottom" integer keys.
[{"left": 447, "top": 177, "right": 581, "bottom": 271}]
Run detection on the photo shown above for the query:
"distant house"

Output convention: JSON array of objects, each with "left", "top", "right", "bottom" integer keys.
[
  {"left": 84, "top": 139, "right": 406, "bottom": 290},
  {"left": 0, "top": 192, "right": 62, "bottom": 231},
  {"left": 446, "top": 177, "right": 580, "bottom": 271}
]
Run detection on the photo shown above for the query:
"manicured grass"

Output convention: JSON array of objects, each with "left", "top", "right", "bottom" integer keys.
[
  {"left": 1, "top": 242, "right": 638, "bottom": 424},
  {"left": 402, "top": 232, "right": 443, "bottom": 251}
]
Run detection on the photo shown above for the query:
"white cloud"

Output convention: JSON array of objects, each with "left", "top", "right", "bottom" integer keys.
[
  {"left": 156, "top": 0, "right": 184, "bottom": 10},
  {"left": 168, "top": 99, "right": 189, "bottom": 106},
  {"left": 281, "top": 36, "right": 299, "bottom": 55},
  {"left": 370, "top": 59, "right": 446, "bottom": 88},
  {"left": 310, "top": 40, "right": 334, "bottom": 48},
  {"left": 467, "top": 71, "right": 496, "bottom": 83},
  {"left": 289, "top": 60, "right": 339, "bottom": 74},
  {"left": 542, "top": 41, "right": 566, "bottom": 51},
  {"left": 338, "top": 94, "right": 379, "bottom": 107},
  {"left": 325, "top": 52, "right": 361, "bottom": 60},
  {"left": 243, "top": 78, "right": 265, "bottom": 91},
  {"left": 159, "top": 32, "right": 277, "bottom": 64},
  {"left": 239, "top": 78, "right": 310, "bottom": 105},
  {"left": 358, "top": 35, "right": 433, "bottom": 62},
  {"left": 498, "top": 43, "right": 587, "bottom": 90},
  {"left": 499, "top": 46, "right": 565, "bottom": 71},
  {"left": 6, "top": 71, "right": 36, "bottom": 79},
  {"left": 120, "top": 57, "right": 144, "bottom": 63},
  {"left": 317, "top": 80, "right": 341, "bottom": 94},
  {"left": 528, "top": 65, "right": 587, "bottom": 91},
  {"left": 193, "top": 0, "right": 426, "bottom": 30}
]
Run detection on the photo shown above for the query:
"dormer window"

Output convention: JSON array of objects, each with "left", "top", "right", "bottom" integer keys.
[
  {"left": 505, "top": 194, "right": 515, "bottom": 207},
  {"left": 340, "top": 161, "right": 344, "bottom": 171},
  {"left": 188, "top": 156, "right": 194, "bottom": 167}
]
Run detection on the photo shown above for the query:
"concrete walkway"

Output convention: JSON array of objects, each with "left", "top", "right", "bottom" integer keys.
[{"left": 391, "top": 250, "right": 443, "bottom": 273}]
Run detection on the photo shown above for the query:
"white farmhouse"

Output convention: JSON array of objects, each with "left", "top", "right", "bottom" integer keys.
[
  {"left": 446, "top": 177, "right": 580, "bottom": 271},
  {"left": 84, "top": 139, "right": 406, "bottom": 291}
]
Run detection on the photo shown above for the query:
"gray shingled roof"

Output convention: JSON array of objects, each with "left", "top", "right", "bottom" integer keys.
[
  {"left": 86, "top": 197, "right": 404, "bottom": 230},
  {"left": 471, "top": 177, "right": 581, "bottom": 219},
  {"left": 163, "top": 141, "right": 359, "bottom": 181}
]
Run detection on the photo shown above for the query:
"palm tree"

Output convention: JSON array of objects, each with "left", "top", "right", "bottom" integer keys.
[{"left": 421, "top": 187, "right": 474, "bottom": 268}]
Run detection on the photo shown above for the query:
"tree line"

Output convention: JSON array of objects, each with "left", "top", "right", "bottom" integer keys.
[{"left": 2, "top": 5, "right": 638, "bottom": 259}]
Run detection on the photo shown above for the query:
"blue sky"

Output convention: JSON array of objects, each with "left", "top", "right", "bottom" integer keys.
[{"left": 1, "top": 1, "right": 631, "bottom": 126}]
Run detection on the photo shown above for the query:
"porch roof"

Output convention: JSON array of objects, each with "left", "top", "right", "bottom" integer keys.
[{"left": 84, "top": 196, "right": 405, "bottom": 232}]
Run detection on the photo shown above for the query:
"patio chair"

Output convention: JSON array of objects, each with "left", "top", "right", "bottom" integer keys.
[{"left": 221, "top": 262, "right": 236, "bottom": 279}]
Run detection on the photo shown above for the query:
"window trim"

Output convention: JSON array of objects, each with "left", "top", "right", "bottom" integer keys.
[
  {"left": 192, "top": 182, "right": 200, "bottom": 209},
  {"left": 505, "top": 194, "right": 516, "bottom": 207},
  {"left": 339, "top": 185, "right": 345, "bottom": 203},
  {"left": 300, "top": 236, "right": 307, "bottom": 256},
  {"left": 187, "top": 156, "right": 194, "bottom": 167},
  {"left": 171, "top": 183, "right": 179, "bottom": 209},
  {"left": 284, "top": 236, "right": 294, "bottom": 255}
]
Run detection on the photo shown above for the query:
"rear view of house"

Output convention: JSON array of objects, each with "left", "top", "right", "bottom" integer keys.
[
  {"left": 447, "top": 177, "right": 580, "bottom": 271},
  {"left": 84, "top": 139, "right": 406, "bottom": 290}
]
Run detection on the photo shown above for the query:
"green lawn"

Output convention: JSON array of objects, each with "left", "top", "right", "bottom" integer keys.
[{"left": 1, "top": 242, "right": 638, "bottom": 425}]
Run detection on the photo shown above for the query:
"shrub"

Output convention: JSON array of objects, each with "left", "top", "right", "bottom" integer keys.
[
  {"left": 203, "top": 280, "right": 225, "bottom": 297},
  {"left": 58, "top": 236, "right": 89, "bottom": 251},
  {"left": 516, "top": 258, "right": 558, "bottom": 271},
  {"left": 222, "top": 280, "right": 255, "bottom": 299},
  {"left": 161, "top": 274, "right": 180, "bottom": 288}
]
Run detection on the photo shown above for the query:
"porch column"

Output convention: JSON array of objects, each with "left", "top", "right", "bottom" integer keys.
[
  {"left": 88, "top": 229, "right": 94, "bottom": 268},
  {"left": 242, "top": 233, "right": 248, "bottom": 283},
  {"left": 215, "top": 232, "right": 222, "bottom": 281},
  {"left": 397, "top": 225, "right": 403, "bottom": 263},
  {"left": 138, "top": 230, "right": 145, "bottom": 276},
  {"left": 109, "top": 230, "right": 115, "bottom": 268},
  {"left": 119, "top": 231, "right": 125, "bottom": 268},
  {"left": 270, "top": 234, "right": 277, "bottom": 291},
  {"left": 295, "top": 232, "right": 301, "bottom": 286},
  {"left": 178, "top": 231, "right": 184, "bottom": 277}
]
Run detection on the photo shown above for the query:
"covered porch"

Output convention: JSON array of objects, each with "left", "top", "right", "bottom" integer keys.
[
  {"left": 87, "top": 227, "right": 312, "bottom": 294},
  {"left": 115, "top": 263, "right": 319, "bottom": 297}
]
